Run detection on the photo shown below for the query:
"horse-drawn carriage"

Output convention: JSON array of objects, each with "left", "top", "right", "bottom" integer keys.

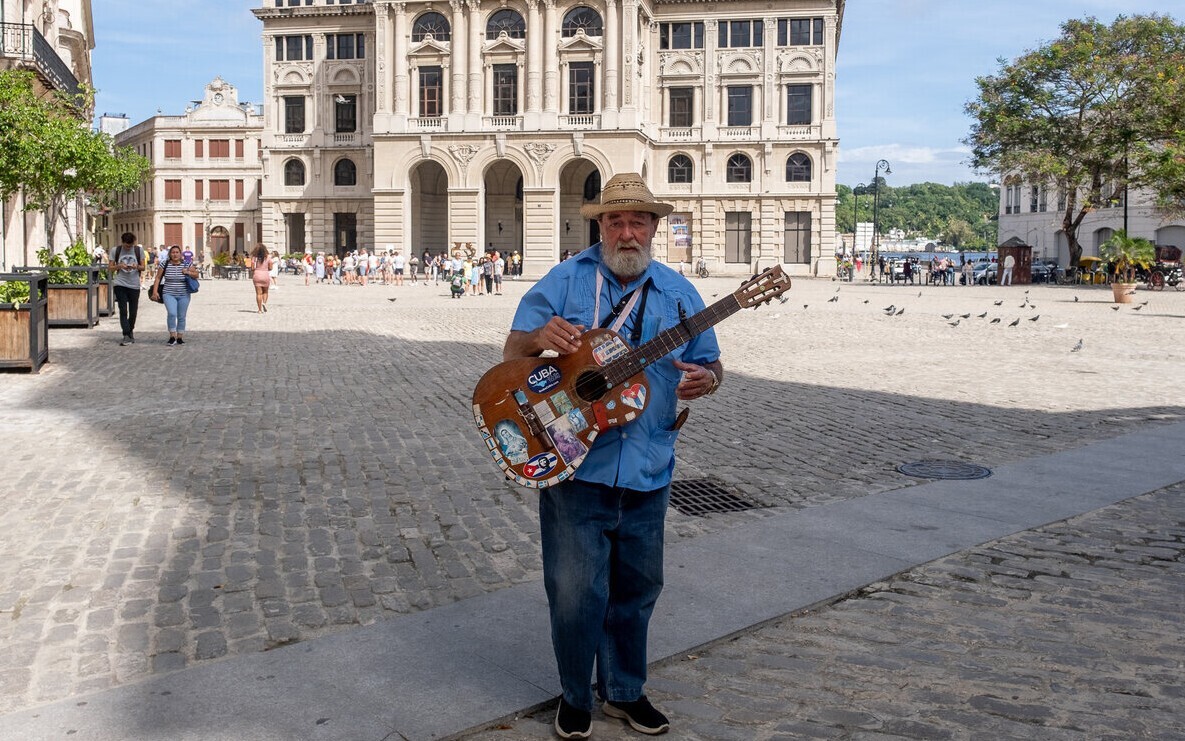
[{"left": 1145, "top": 245, "right": 1182, "bottom": 291}]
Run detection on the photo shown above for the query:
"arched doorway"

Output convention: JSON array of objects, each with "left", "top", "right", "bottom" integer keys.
[
  {"left": 209, "top": 226, "right": 230, "bottom": 262},
  {"left": 559, "top": 160, "right": 601, "bottom": 257},
  {"left": 411, "top": 161, "right": 449, "bottom": 255},
  {"left": 483, "top": 161, "right": 524, "bottom": 256}
]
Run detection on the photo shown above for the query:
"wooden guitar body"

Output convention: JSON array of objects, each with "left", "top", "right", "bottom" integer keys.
[{"left": 472, "top": 327, "right": 648, "bottom": 489}]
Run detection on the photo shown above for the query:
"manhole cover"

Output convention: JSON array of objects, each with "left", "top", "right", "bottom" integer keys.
[
  {"left": 669, "top": 479, "right": 758, "bottom": 517},
  {"left": 897, "top": 461, "right": 993, "bottom": 480}
]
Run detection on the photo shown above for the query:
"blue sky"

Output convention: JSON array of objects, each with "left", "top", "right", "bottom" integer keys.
[{"left": 91, "top": 1, "right": 1175, "bottom": 188}]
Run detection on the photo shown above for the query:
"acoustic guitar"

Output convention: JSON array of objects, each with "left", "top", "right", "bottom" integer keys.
[{"left": 472, "top": 266, "right": 791, "bottom": 489}]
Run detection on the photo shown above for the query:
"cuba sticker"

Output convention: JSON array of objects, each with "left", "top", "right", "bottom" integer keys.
[
  {"left": 620, "top": 383, "right": 647, "bottom": 410},
  {"left": 528, "top": 364, "right": 562, "bottom": 394},
  {"left": 522, "top": 452, "right": 559, "bottom": 479}
]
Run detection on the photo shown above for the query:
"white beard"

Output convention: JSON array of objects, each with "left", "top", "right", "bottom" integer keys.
[{"left": 603, "top": 239, "right": 652, "bottom": 281}]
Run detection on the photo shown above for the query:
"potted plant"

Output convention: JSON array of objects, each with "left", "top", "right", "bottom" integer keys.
[
  {"left": 1100, "top": 230, "right": 1156, "bottom": 304},
  {"left": 0, "top": 273, "right": 50, "bottom": 373},
  {"left": 16, "top": 242, "right": 101, "bottom": 327}
]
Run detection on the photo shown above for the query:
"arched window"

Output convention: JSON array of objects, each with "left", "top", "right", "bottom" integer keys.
[
  {"left": 786, "top": 153, "right": 811, "bottom": 182},
  {"left": 412, "top": 12, "right": 451, "bottom": 42},
  {"left": 562, "top": 7, "right": 603, "bottom": 37},
  {"left": 284, "top": 158, "right": 306, "bottom": 186},
  {"left": 486, "top": 9, "right": 526, "bottom": 40},
  {"left": 726, "top": 154, "right": 752, "bottom": 183},
  {"left": 334, "top": 158, "right": 357, "bottom": 186},
  {"left": 668, "top": 155, "right": 693, "bottom": 184}
]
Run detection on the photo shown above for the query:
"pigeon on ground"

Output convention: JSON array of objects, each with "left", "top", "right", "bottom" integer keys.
[
  {"left": 1009, "top": 318, "right": 1020, "bottom": 327},
  {"left": 1071, "top": 339, "right": 1084, "bottom": 352},
  {"left": 1133, "top": 305, "right": 1144, "bottom": 311},
  {"left": 1138, "top": 300, "right": 1149, "bottom": 307},
  {"left": 990, "top": 317, "right": 1001, "bottom": 324},
  {"left": 942, "top": 313, "right": 954, "bottom": 319},
  {"left": 917, "top": 291, "right": 923, "bottom": 297},
  {"left": 387, "top": 298, "right": 397, "bottom": 302},
  {"left": 948, "top": 320, "right": 961, "bottom": 327},
  {"left": 1029, "top": 315, "right": 1040, "bottom": 322},
  {"left": 1019, "top": 303, "right": 1028, "bottom": 308},
  {"left": 960, "top": 313, "right": 971, "bottom": 319},
  {"left": 883, "top": 304, "right": 896, "bottom": 313},
  {"left": 895, "top": 307, "right": 906, "bottom": 316},
  {"left": 1074, "top": 296, "right": 1080, "bottom": 302},
  {"left": 1029, "top": 304, "right": 1037, "bottom": 310},
  {"left": 835, "top": 287, "right": 841, "bottom": 293},
  {"left": 1111, "top": 306, "right": 1121, "bottom": 311},
  {"left": 863, "top": 299, "right": 869, "bottom": 304},
  {"left": 803, "top": 304, "right": 809, "bottom": 309},
  {"left": 977, "top": 311, "right": 988, "bottom": 318},
  {"left": 994, "top": 300, "right": 1004, "bottom": 306},
  {"left": 828, "top": 295, "right": 839, "bottom": 303}
]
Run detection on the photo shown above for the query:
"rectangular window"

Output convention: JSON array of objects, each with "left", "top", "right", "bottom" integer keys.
[
  {"left": 327, "top": 33, "right": 366, "bottom": 60},
  {"left": 569, "top": 62, "right": 595, "bottom": 114},
  {"left": 726, "top": 86, "right": 752, "bottom": 127},
  {"left": 194, "top": 139, "right": 204, "bottom": 158},
  {"left": 1039, "top": 186, "right": 1048, "bottom": 212},
  {"left": 1056, "top": 188, "right": 1067, "bottom": 212},
  {"left": 784, "top": 211, "right": 812, "bottom": 264},
  {"left": 659, "top": 22, "right": 704, "bottom": 50},
  {"left": 209, "top": 139, "right": 230, "bottom": 158},
  {"left": 235, "top": 179, "right": 245, "bottom": 201},
  {"left": 1030, "top": 185, "right": 1039, "bottom": 213},
  {"left": 719, "top": 19, "right": 763, "bottom": 48},
  {"left": 725, "top": 212, "right": 752, "bottom": 264},
  {"left": 235, "top": 222, "right": 245, "bottom": 253},
  {"left": 492, "top": 64, "right": 518, "bottom": 116},
  {"left": 669, "top": 87, "right": 694, "bottom": 127},
  {"left": 419, "top": 66, "right": 443, "bottom": 117},
  {"left": 235, "top": 139, "right": 244, "bottom": 158},
  {"left": 163, "top": 223, "right": 183, "bottom": 247},
  {"left": 164, "top": 139, "right": 181, "bottom": 159},
  {"left": 210, "top": 180, "right": 230, "bottom": 201},
  {"left": 164, "top": 180, "right": 181, "bottom": 201},
  {"left": 277, "top": 34, "right": 314, "bottom": 61},
  {"left": 195, "top": 179, "right": 204, "bottom": 201},
  {"left": 786, "top": 84, "right": 812, "bottom": 125},
  {"left": 194, "top": 223, "right": 204, "bottom": 253},
  {"left": 335, "top": 94, "right": 357, "bottom": 132},
  {"left": 779, "top": 18, "right": 825, "bottom": 45},
  {"left": 284, "top": 96, "right": 305, "bottom": 133}
]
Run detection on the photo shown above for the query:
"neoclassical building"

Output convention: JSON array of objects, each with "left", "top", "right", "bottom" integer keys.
[
  {"left": 112, "top": 79, "right": 265, "bottom": 260},
  {"left": 0, "top": 0, "right": 94, "bottom": 269},
  {"left": 254, "top": 0, "right": 842, "bottom": 276}
]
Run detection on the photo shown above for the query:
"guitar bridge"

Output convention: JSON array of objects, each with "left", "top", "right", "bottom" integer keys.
[{"left": 513, "top": 389, "right": 553, "bottom": 449}]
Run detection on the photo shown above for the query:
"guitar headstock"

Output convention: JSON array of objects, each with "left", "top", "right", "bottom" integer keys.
[{"left": 734, "top": 266, "right": 791, "bottom": 309}]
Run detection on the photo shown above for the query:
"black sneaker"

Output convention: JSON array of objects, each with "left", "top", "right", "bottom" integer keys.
[
  {"left": 175, "top": 337, "right": 185, "bottom": 345},
  {"left": 603, "top": 696, "right": 669, "bottom": 735},
  {"left": 167, "top": 337, "right": 176, "bottom": 346},
  {"left": 554, "top": 698, "right": 591, "bottom": 739},
  {"left": 119, "top": 335, "right": 131, "bottom": 346}
]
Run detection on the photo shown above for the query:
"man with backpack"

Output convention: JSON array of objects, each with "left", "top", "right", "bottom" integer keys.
[{"left": 108, "top": 232, "right": 145, "bottom": 346}]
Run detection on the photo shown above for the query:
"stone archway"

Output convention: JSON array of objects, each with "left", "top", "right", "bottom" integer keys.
[
  {"left": 559, "top": 160, "right": 601, "bottom": 257},
  {"left": 410, "top": 161, "right": 449, "bottom": 255},
  {"left": 483, "top": 160, "right": 524, "bottom": 257}
]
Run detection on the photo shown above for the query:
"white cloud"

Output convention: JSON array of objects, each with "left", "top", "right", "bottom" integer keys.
[{"left": 839, "top": 144, "right": 970, "bottom": 166}]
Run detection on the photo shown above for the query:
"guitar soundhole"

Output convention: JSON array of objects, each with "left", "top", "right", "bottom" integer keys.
[{"left": 574, "top": 370, "right": 610, "bottom": 402}]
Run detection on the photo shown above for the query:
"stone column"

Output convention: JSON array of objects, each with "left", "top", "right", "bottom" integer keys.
[
  {"left": 450, "top": 0, "right": 468, "bottom": 118},
  {"left": 619, "top": 0, "right": 637, "bottom": 121},
  {"left": 393, "top": 3, "right": 409, "bottom": 120},
  {"left": 604, "top": 0, "right": 618, "bottom": 111},
  {"left": 543, "top": 0, "right": 559, "bottom": 117},
  {"left": 376, "top": 3, "right": 392, "bottom": 114},
  {"left": 526, "top": 0, "right": 542, "bottom": 120},
  {"left": 467, "top": 0, "right": 483, "bottom": 125}
]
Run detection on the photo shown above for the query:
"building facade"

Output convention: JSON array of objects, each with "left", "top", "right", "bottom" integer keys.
[
  {"left": 254, "top": 0, "right": 843, "bottom": 276},
  {"left": 0, "top": 0, "right": 94, "bottom": 269},
  {"left": 998, "top": 178, "right": 1185, "bottom": 266},
  {"left": 112, "top": 79, "right": 265, "bottom": 262}
]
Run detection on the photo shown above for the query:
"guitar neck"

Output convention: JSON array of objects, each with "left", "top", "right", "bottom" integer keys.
[{"left": 603, "top": 294, "right": 739, "bottom": 385}]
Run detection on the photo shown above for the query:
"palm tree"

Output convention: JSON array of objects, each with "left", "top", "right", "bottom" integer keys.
[{"left": 1100, "top": 230, "right": 1156, "bottom": 284}]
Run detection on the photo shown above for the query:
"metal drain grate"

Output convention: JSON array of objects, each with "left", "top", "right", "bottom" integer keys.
[
  {"left": 669, "top": 478, "right": 759, "bottom": 517},
  {"left": 897, "top": 460, "right": 993, "bottom": 480}
]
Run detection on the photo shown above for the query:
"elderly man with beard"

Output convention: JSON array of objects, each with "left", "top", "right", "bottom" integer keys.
[{"left": 503, "top": 173, "right": 723, "bottom": 739}]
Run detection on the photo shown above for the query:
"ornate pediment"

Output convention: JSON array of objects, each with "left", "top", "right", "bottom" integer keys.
[
  {"left": 328, "top": 67, "right": 361, "bottom": 86},
  {"left": 410, "top": 38, "right": 451, "bottom": 56},
  {"left": 778, "top": 51, "right": 819, "bottom": 74},
  {"left": 277, "top": 67, "right": 312, "bottom": 86},
  {"left": 659, "top": 51, "right": 703, "bottom": 77},
  {"left": 484, "top": 34, "right": 525, "bottom": 55},
  {"left": 718, "top": 52, "right": 762, "bottom": 76},
  {"left": 558, "top": 31, "right": 602, "bottom": 53}
]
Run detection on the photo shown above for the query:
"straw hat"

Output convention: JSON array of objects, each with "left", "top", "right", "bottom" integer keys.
[{"left": 580, "top": 172, "right": 674, "bottom": 219}]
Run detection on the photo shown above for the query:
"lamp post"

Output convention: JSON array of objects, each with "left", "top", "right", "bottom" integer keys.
[{"left": 871, "top": 159, "right": 891, "bottom": 269}]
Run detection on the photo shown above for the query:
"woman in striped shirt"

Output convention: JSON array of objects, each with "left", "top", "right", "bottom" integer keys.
[{"left": 150, "top": 245, "right": 199, "bottom": 346}]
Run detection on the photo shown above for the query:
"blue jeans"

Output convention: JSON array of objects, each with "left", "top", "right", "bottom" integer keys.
[
  {"left": 163, "top": 292, "right": 191, "bottom": 333},
  {"left": 539, "top": 479, "right": 670, "bottom": 712}
]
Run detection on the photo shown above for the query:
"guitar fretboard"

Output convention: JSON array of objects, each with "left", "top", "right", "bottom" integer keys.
[{"left": 603, "top": 294, "right": 741, "bottom": 386}]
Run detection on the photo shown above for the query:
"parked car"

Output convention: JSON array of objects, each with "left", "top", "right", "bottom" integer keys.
[
  {"left": 1030, "top": 261, "right": 1057, "bottom": 283},
  {"left": 973, "top": 262, "right": 998, "bottom": 285}
]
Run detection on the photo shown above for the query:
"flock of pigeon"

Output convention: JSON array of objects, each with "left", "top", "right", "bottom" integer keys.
[{"left": 800, "top": 286, "right": 1153, "bottom": 354}]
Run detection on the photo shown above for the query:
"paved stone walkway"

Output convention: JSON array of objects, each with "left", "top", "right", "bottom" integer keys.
[{"left": 0, "top": 273, "right": 1182, "bottom": 721}]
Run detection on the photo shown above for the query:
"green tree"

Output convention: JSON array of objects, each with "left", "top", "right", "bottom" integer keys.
[
  {"left": 965, "top": 14, "right": 1185, "bottom": 266},
  {"left": 942, "top": 217, "right": 975, "bottom": 248},
  {"left": 0, "top": 70, "right": 151, "bottom": 252}
]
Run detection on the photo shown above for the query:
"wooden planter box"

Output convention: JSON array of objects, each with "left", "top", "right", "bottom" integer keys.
[
  {"left": 15, "top": 265, "right": 101, "bottom": 328},
  {"left": 97, "top": 270, "right": 115, "bottom": 317},
  {"left": 0, "top": 273, "right": 50, "bottom": 373}
]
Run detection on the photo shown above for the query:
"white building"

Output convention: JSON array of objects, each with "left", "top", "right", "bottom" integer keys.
[
  {"left": 0, "top": 0, "right": 94, "bottom": 269},
  {"left": 112, "top": 79, "right": 265, "bottom": 262},
  {"left": 253, "top": 0, "right": 843, "bottom": 276},
  {"left": 998, "top": 178, "right": 1185, "bottom": 265}
]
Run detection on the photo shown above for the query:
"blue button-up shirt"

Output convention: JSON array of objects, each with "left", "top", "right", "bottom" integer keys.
[{"left": 511, "top": 245, "right": 720, "bottom": 491}]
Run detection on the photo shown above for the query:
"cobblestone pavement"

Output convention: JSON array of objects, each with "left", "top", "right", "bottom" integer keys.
[
  {"left": 466, "top": 482, "right": 1185, "bottom": 740},
  {"left": 0, "top": 274, "right": 1182, "bottom": 717}
]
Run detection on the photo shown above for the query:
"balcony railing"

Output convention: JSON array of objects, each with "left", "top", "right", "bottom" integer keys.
[
  {"left": 0, "top": 23, "right": 81, "bottom": 98},
  {"left": 483, "top": 115, "right": 522, "bottom": 129},
  {"left": 720, "top": 126, "right": 757, "bottom": 140},
  {"left": 559, "top": 114, "right": 601, "bottom": 128},
  {"left": 332, "top": 132, "right": 358, "bottom": 146},
  {"left": 411, "top": 116, "right": 446, "bottom": 131}
]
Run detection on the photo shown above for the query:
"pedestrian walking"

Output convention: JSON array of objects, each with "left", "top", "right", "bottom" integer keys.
[
  {"left": 108, "top": 232, "right": 144, "bottom": 346},
  {"left": 150, "top": 245, "right": 198, "bottom": 346},
  {"left": 251, "top": 245, "right": 272, "bottom": 313}
]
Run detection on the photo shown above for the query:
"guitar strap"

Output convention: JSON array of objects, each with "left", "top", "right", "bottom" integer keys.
[{"left": 594, "top": 271, "right": 650, "bottom": 344}]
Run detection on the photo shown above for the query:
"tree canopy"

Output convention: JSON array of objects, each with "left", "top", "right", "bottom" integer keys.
[
  {"left": 964, "top": 13, "right": 1185, "bottom": 266},
  {"left": 0, "top": 70, "right": 151, "bottom": 249},
  {"left": 836, "top": 181, "right": 998, "bottom": 248}
]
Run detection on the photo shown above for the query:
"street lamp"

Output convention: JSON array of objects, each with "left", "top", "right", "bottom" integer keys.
[{"left": 871, "top": 159, "right": 891, "bottom": 269}]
